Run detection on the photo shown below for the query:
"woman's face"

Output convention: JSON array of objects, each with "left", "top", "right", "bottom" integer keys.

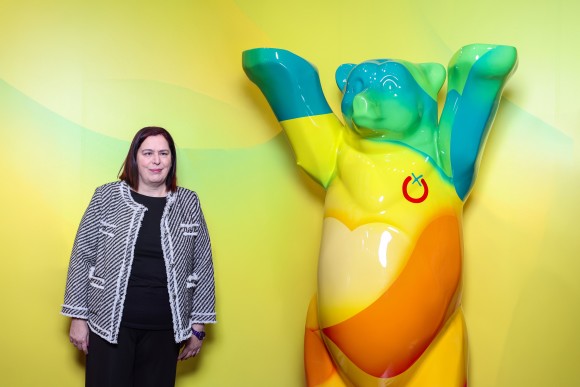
[{"left": 136, "top": 134, "right": 172, "bottom": 190}]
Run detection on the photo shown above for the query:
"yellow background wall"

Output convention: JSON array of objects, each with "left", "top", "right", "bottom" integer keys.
[{"left": 1, "top": 0, "right": 578, "bottom": 386}]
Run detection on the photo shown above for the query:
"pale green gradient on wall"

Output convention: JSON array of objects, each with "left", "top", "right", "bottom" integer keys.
[{"left": 1, "top": 0, "right": 579, "bottom": 386}]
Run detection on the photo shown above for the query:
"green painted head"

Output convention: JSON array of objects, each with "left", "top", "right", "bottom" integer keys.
[{"left": 336, "top": 59, "right": 445, "bottom": 140}]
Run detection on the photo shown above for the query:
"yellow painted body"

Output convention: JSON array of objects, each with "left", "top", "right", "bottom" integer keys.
[{"left": 285, "top": 115, "right": 467, "bottom": 386}]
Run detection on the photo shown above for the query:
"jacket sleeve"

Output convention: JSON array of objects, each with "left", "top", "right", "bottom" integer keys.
[
  {"left": 61, "top": 187, "right": 101, "bottom": 319},
  {"left": 190, "top": 195, "right": 217, "bottom": 324}
]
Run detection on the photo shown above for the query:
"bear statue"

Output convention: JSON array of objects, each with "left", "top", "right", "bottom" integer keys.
[{"left": 243, "top": 44, "right": 517, "bottom": 387}]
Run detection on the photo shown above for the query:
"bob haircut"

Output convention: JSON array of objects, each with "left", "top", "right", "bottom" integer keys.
[{"left": 118, "top": 126, "right": 178, "bottom": 192}]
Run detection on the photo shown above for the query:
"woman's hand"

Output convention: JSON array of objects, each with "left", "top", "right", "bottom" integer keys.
[
  {"left": 69, "top": 318, "right": 90, "bottom": 354},
  {"left": 178, "top": 324, "right": 204, "bottom": 361}
]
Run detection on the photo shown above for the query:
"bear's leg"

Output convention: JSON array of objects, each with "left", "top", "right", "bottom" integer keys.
[
  {"left": 305, "top": 295, "right": 348, "bottom": 387},
  {"left": 403, "top": 308, "right": 468, "bottom": 387}
]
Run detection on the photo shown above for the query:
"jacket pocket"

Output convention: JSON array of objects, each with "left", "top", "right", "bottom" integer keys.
[
  {"left": 180, "top": 223, "right": 199, "bottom": 237},
  {"left": 98, "top": 220, "right": 117, "bottom": 238},
  {"left": 88, "top": 266, "right": 106, "bottom": 289},
  {"left": 186, "top": 273, "right": 199, "bottom": 289}
]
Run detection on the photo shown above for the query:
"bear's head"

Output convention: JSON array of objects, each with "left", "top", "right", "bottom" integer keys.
[{"left": 336, "top": 59, "right": 446, "bottom": 140}]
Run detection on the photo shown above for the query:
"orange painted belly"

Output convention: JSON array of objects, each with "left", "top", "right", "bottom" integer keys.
[{"left": 321, "top": 215, "right": 462, "bottom": 378}]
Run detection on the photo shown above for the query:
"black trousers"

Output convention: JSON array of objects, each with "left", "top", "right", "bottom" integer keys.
[{"left": 86, "top": 327, "right": 181, "bottom": 387}]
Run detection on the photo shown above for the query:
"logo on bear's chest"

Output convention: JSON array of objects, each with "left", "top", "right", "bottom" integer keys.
[{"left": 402, "top": 173, "right": 428, "bottom": 203}]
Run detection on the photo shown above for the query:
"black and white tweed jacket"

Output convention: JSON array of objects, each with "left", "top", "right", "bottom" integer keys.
[{"left": 61, "top": 181, "right": 216, "bottom": 344}]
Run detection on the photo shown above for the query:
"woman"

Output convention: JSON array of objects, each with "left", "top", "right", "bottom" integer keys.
[{"left": 62, "top": 126, "right": 216, "bottom": 387}]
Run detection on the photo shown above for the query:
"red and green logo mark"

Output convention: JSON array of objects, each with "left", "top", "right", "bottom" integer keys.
[{"left": 402, "top": 173, "right": 428, "bottom": 203}]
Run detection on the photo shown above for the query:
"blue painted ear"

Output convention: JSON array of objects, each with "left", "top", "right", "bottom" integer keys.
[
  {"left": 335, "top": 63, "right": 356, "bottom": 92},
  {"left": 418, "top": 63, "right": 446, "bottom": 98}
]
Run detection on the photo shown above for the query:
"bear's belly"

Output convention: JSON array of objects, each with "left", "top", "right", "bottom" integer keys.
[
  {"left": 316, "top": 141, "right": 464, "bottom": 377},
  {"left": 317, "top": 218, "right": 412, "bottom": 327},
  {"left": 317, "top": 215, "right": 462, "bottom": 378}
]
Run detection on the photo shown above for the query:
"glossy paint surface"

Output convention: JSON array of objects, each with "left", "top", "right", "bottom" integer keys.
[{"left": 244, "top": 45, "right": 516, "bottom": 386}]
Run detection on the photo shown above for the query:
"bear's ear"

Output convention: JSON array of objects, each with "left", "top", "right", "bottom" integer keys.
[
  {"left": 335, "top": 63, "right": 356, "bottom": 92},
  {"left": 418, "top": 63, "right": 446, "bottom": 96}
]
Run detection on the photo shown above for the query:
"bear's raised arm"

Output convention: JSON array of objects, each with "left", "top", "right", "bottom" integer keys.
[
  {"left": 243, "top": 48, "right": 333, "bottom": 121},
  {"left": 439, "top": 44, "right": 518, "bottom": 200},
  {"left": 243, "top": 48, "right": 343, "bottom": 188}
]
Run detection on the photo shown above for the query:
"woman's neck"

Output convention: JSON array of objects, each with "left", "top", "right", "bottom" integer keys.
[{"left": 136, "top": 184, "right": 168, "bottom": 197}]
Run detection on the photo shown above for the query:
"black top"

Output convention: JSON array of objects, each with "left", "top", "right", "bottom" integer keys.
[{"left": 121, "top": 191, "right": 173, "bottom": 330}]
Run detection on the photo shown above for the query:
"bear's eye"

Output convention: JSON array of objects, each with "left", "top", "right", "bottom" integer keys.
[{"left": 349, "top": 78, "right": 365, "bottom": 94}]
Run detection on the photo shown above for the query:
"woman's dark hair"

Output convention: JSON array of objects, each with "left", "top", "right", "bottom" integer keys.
[{"left": 118, "top": 126, "right": 177, "bottom": 192}]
